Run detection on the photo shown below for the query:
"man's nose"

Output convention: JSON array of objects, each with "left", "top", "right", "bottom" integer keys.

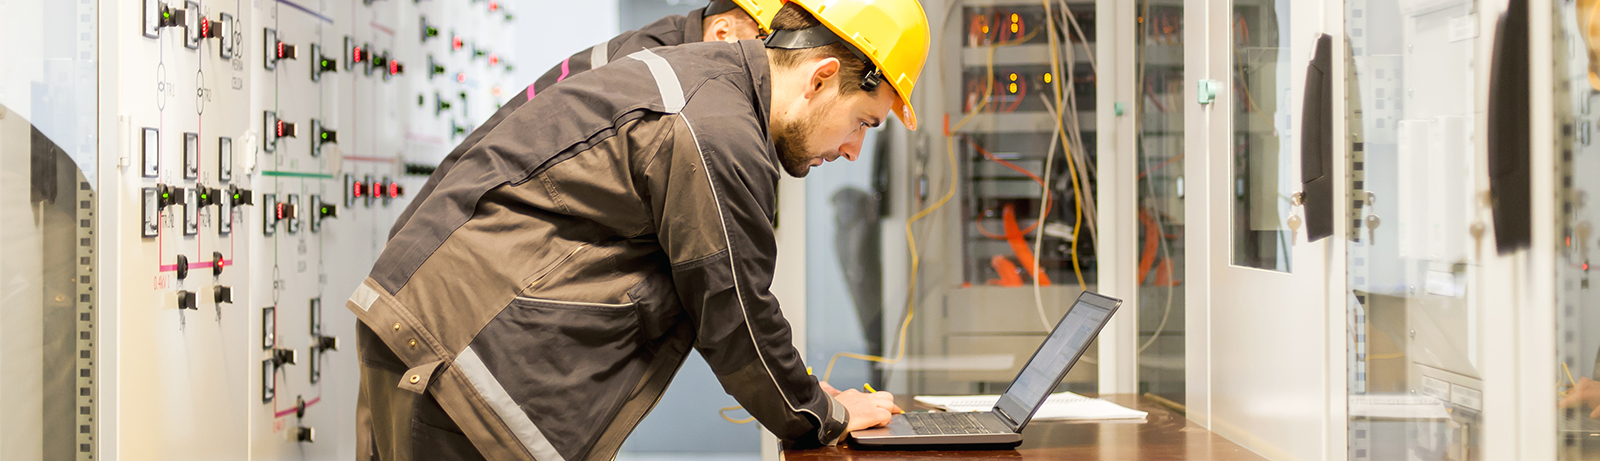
[{"left": 841, "top": 131, "right": 866, "bottom": 161}]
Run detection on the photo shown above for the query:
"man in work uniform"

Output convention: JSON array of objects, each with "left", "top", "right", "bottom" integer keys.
[
  {"left": 348, "top": 0, "right": 930, "bottom": 459},
  {"left": 390, "top": 0, "right": 780, "bottom": 239}
]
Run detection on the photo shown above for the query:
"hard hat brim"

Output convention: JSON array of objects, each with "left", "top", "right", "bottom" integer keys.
[{"left": 893, "top": 92, "right": 918, "bottom": 131}]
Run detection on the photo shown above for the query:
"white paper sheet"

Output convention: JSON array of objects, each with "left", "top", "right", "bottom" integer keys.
[{"left": 913, "top": 392, "right": 1148, "bottom": 421}]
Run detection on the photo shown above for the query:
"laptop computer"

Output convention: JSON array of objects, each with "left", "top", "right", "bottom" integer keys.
[{"left": 850, "top": 291, "right": 1122, "bottom": 448}]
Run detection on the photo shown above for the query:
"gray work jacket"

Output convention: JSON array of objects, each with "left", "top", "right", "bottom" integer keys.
[
  {"left": 390, "top": 9, "right": 706, "bottom": 239},
  {"left": 347, "top": 40, "right": 849, "bottom": 461}
]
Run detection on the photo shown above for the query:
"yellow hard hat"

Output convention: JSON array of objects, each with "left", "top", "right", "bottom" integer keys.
[
  {"left": 707, "top": 0, "right": 782, "bottom": 33},
  {"left": 769, "top": 0, "right": 930, "bottom": 130}
]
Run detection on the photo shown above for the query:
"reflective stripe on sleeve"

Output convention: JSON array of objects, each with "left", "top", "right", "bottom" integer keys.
[
  {"left": 455, "top": 347, "right": 566, "bottom": 461},
  {"left": 627, "top": 49, "right": 685, "bottom": 114},
  {"left": 590, "top": 40, "right": 610, "bottom": 68}
]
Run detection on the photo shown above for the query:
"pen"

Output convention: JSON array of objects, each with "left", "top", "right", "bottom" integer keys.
[{"left": 864, "top": 383, "right": 877, "bottom": 393}]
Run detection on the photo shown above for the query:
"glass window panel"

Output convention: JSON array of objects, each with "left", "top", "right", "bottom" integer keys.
[
  {"left": 0, "top": 0, "right": 99, "bottom": 457},
  {"left": 1556, "top": 1, "right": 1600, "bottom": 458},
  {"left": 1231, "top": 0, "right": 1294, "bottom": 272},
  {"left": 864, "top": 0, "right": 1100, "bottom": 402},
  {"left": 1345, "top": 0, "right": 1485, "bottom": 459},
  {"left": 1136, "top": 0, "right": 1186, "bottom": 404}
]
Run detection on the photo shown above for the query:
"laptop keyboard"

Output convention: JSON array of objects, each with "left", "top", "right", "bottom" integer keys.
[{"left": 904, "top": 412, "right": 1005, "bottom": 435}]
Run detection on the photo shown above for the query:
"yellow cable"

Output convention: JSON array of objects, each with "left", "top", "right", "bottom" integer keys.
[
  {"left": 718, "top": 406, "right": 756, "bottom": 424},
  {"left": 821, "top": 65, "right": 990, "bottom": 383},
  {"left": 1041, "top": 0, "right": 1087, "bottom": 291}
]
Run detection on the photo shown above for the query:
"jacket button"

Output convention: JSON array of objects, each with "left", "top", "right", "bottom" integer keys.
[
  {"left": 408, "top": 339, "right": 418, "bottom": 349},
  {"left": 409, "top": 375, "right": 421, "bottom": 384},
  {"left": 392, "top": 323, "right": 402, "bottom": 331}
]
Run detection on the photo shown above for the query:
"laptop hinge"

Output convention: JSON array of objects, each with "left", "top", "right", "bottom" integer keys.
[{"left": 993, "top": 407, "right": 1020, "bottom": 430}]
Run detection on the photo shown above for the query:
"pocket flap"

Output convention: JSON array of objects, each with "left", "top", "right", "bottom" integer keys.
[{"left": 397, "top": 359, "right": 445, "bottom": 394}]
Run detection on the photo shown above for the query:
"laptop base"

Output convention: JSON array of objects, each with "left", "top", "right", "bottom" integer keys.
[{"left": 848, "top": 440, "right": 1023, "bottom": 450}]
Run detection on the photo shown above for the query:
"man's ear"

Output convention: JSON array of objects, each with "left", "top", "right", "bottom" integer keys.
[
  {"left": 805, "top": 57, "right": 842, "bottom": 97},
  {"left": 706, "top": 16, "right": 735, "bottom": 42}
]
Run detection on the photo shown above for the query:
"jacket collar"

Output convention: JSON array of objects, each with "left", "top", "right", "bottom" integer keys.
[
  {"left": 684, "top": 8, "right": 706, "bottom": 45},
  {"left": 737, "top": 39, "right": 774, "bottom": 141}
]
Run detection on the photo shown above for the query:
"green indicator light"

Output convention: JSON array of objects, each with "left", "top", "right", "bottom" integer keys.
[
  {"left": 162, "top": 192, "right": 170, "bottom": 199},
  {"left": 163, "top": 11, "right": 170, "bottom": 19},
  {"left": 322, "top": 207, "right": 328, "bottom": 213},
  {"left": 321, "top": 133, "right": 327, "bottom": 139}
]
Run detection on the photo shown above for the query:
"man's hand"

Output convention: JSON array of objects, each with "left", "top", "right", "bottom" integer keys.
[
  {"left": 1561, "top": 377, "right": 1600, "bottom": 419},
  {"left": 834, "top": 389, "right": 903, "bottom": 433},
  {"left": 818, "top": 381, "right": 841, "bottom": 397}
]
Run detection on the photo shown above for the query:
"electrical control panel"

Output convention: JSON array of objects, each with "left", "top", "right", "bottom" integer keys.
[{"left": 114, "top": 0, "right": 513, "bottom": 458}]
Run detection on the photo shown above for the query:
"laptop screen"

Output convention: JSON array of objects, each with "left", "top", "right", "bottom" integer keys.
[{"left": 993, "top": 292, "right": 1119, "bottom": 429}]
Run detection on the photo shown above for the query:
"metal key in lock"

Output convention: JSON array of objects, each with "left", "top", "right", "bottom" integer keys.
[
  {"left": 1287, "top": 215, "right": 1303, "bottom": 244},
  {"left": 1365, "top": 215, "right": 1381, "bottom": 245}
]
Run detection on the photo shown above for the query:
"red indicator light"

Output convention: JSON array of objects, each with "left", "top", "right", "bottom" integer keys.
[
  {"left": 353, "top": 47, "right": 363, "bottom": 62},
  {"left": 1585, "top": 262, "right": 1591, "bottom": 271},
  {"left": 493, "top": 86, "right": 502, "bottom": 97},
  {"left": 456, "top": 73, "right": 466, "bottom": 83},
  {"left": 275, "top": 202, "right": 286, "bottom": 220},
  {"left": 452, "top": 36, "right": 463, "bottom": 50},
  {"left": 371, "top": 182, "right": 381, "bottom": 196},
  {"left": 489, "top": 54, "right": 499, "bottom": 65},
  {"left": 489, "top": 2, "right": 499, "bottom": 11},
  {"left": 353, "top": 182, "right": 363, "bottom": 198},
  {"left": 388, "top": 183, "right": 399, "bottom": 198},
  {"left": 202, "top": 20, "right": 210, "bottom": 37},
  {"left": 389, "top": 61, "right": 401, "bottom": 75},
  {"left": 276, "top": 121, "right": 284, "bottom": 137},
  {"left": 277, "top": 42, "right": 284, "bottom": 58}
]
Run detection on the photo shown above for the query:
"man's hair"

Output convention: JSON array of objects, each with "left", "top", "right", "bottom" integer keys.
[{"left": 766, "top": 3, "right": 870, "bottom": 95}]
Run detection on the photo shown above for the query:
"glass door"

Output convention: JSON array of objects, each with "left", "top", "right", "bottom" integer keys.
[{"left": 1344, "top": 0, "right": 1490, "bottom": 459}]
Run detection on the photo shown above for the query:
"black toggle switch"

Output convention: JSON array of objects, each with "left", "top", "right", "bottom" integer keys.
[
  {"left": 428, "top": 55, "right": 446, "bottom": 79},
  {"left": 177, "top": 290, "right": 197, "bottom": 310},
  {"left": 201, "top": 18, "right": 222, "bottom": 39},
  {"left": 276, "top": 119, "right": 298, "bottom": 138},
  {"left": 175, "top": 254, "right": 190, "bottom": 280},
  {"left": 158, "top": 3, "right": 186, "bottom": 29},
  {"left": 314, "top": 335, "right": 339, "bottom": 352},
  {"left": 213, "top": 285, "right": 232, "bottom": 304},
  {"left": 229, "top": 185, "right": 254, "bottom": 206},
  {"left": 435, "top": 92, "right": 452, "bottom": 115},
  {"left": 317, "top": 126, "right": 337, "bottom": 145},
  {"left": 420, "top": 16, "right": 439, "bottom": 42},
  {"left": 212, "top": 251, "right": 225, "bottom": 276},
  {"left": 156, "top": 183, "right": 183, "bottom": 210},
  {"left": 194, "top": 185, "right": 220, "bottom": 208},
  {"left": 272, "top": 347, "right": 298, "bottom": 367},
  {"left": 310, "top": 44, "right": 336, "bottom": 82},
  {"left": 275, "top": 200, "right": 298, "bottom": 222},
  {"left": 275, "top": 40, "right": 298, "bottom": 61},
  {"left": 296, "top": 426, "right": 315, "bottom": 443}
]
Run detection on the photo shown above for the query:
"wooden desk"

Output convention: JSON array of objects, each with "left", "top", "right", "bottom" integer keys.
[{"left": 783, "top": 394, "right": 1266, "bottom": 460}]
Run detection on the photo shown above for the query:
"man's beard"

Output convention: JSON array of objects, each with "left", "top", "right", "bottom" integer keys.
[{"left": 771, "top": 100, "right": 831, "bottom": 178}]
